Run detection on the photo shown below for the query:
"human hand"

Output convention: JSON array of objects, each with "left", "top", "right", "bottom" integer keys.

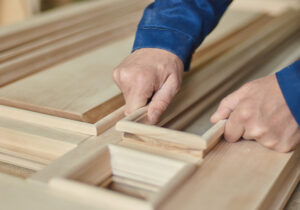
[
  {"left": 113, "top": 48, "right": 184, "bottom": 124},
  {"left": 211, "top": 75, "right": 300, "bottom": 152}
]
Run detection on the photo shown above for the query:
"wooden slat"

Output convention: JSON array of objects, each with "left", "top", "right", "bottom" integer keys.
[
  {"left": 0, "top": 36, "right": 134, "bottom": 123},
  {"left": 0, "top": 0, "right": 146, "bottom": 51},
  {"left": 0, "top": 1, "right": 146, "bottom": 64}
]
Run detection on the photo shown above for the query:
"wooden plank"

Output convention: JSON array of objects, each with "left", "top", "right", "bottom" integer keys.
[
  {"left": 0, "top": 0, "right": 144, "bottom": 51},
  {"left": 0, "top": 173, "right": 108, "bottom": 210},
  {"left": 0, "top": 2, "right": 146, "bottom": 64},
  {"left": 0, "top": 10, "right": 263, "bottom": 126},
  {"left": 0, "top": 161, "right": 35, "bottom": 178},
  {"left": 230, "top": 0, "right": 300, "bottom": 15},
  {"left": 0, "top": 115, "right": 89, "bottom": 164},
  {"left": 0, "top": 11, "right": 143, "bottom": 87},
  {"left": 160, "top": 141, "right": 299, "bottom": 210},
  {"left": 0, "top": 36, "right": 134, "bottom": 123}
]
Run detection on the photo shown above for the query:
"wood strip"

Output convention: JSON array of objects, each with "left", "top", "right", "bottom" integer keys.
[
  {"left": 0, "top": 11, "right": 142, "bottom": 87},
  {"left": 0, "top": 2, "right": 146, "bottom": 64},
  {"left": 0, "top": 0, "right": 146, "bottom": 51},
  {"left": 0, "top": 104, "right": 98, "bottom": 135},
  {"left": 0, "top": 36, "right": 134, "bottom": 124},
  {"left": 0, "top": 161, "right": 35, "bottom": 179},
  {"left": 0, "top": 152, "right": 44, "bottom": 171}
]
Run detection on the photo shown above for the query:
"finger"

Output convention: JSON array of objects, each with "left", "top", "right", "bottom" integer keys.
[
  {"left": 210, "top": 90, "right": 242, "bottom": 123},
  {"left": 224, "top": 110, "right": 245, "bottom": 142},
  {"left": 147, "top": 75, "right": 179, "bottom": 124},
  {"left": 124, "top": 86, "right": 154, "bottom": 115}
]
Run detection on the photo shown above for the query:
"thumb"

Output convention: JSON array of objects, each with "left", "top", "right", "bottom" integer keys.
[
  {"left": 210, "top": 90, "right": 241, "bottom": 123},
  {"left": 147, "top": 75, "right": 180, "bottom": 124}
]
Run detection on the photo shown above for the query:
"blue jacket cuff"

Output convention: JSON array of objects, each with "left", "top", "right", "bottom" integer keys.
[
  {"left": 132, "top": 27, "right": 196, "bottom": 70},
  {"left": 276, "top": 60, "right": 300, "bottom": 126}
]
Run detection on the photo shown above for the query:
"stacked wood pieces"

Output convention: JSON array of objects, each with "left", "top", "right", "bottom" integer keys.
[
  {"left": 0, "top": 0, "right": 150, "bottom": 86},
  {"left": 0, "top": 10, "right": 265, "bottom": 137},
  {"left": 0, "top": 1, "right": 299, "bottom": 209}
]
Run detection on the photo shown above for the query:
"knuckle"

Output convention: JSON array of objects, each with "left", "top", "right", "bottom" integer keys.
[
  {"left": 238, "top": 109, "right": 252, "bottom": 122},
  {"left": 135, "top": 71, "right": 152, "bottom": 86}
]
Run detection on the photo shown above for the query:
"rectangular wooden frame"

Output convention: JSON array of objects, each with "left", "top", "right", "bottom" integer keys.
[
  {"left": 49, "top": 144, "right": 195, "bottom": 210},
  {"left": 116, "top": 107, "right": 226, "bottom": 158}
]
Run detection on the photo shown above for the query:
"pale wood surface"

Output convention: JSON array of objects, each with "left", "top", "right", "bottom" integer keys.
[
  {"left": 0, "top": 36, "right": 134, "bottom": 123},
  {"left": 0, "top": 10, "right": 261, "bottom": 126},
  {"left": 0, "top": 173, "right": 108, "bottom": 210}
]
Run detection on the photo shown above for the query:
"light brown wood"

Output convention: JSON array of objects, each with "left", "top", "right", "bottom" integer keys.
[
  {"left": 0, "top": 10, "right": 263, "bottom": 129},
  {"left": 0, "top": 9, "right": 144, "bottom": 87},
  {"left": 49, "top": 144, "right": 195, "bottom": 210},
  {"left": 0, "top": 173, "right": 108, "bottom": 210},
  {"left": 0, "top": 36, "right": 133, "bottom": 124},
  {"left": 0, "top": 0, "right": 145, "bottom": 51}
]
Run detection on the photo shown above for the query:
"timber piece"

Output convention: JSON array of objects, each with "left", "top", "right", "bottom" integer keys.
[
  {"left": 159, "top": 141, "right": 300, "bottom": 210},
  {"left": 0, "top": 36, "right": 134, "bottom": 125},
  {"left": 0, "top": 114, "right": 89, "bottom": 164},
  {"left": 0, "top": 1, "right": 146, "bottom": 64},
  {"left": 0, "top": 0, "right": 39, "bottom": 26},
  {"left": 0, "top": 152, "right": 44, "bottom": 171},
  {"left": 0, "top": 0, "right": 146, "bottom": 52},
  {"left": 230, "top": 0, "right": 300, "bottom": 15},
  {"left": 0, "top": 161, "right": 35, "bottom": 179},
  {"left": 49, "top": 144, "right": 195, "bottom": 210},
  {"left": 116, "top": 108, "right": 226, "bottom": 156},
  {"left": 190, "top": 14, "right": 273, "bottom": 69},
  {"left": 0, "top": 11, "right": 142, "bottom": 87}
]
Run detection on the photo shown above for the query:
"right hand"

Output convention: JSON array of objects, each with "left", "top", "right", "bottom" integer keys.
[{"left": 113, "top": 48, "right": 184, "bottom": 124}]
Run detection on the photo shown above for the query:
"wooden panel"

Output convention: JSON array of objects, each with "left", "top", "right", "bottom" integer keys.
[
  {"left": 0, "top": 3, "right": 147, "bottom": 86},
  {"left": 0, "top": 0, "right": 140, "bottom": 51},
  {"left": 0, "top": 10, "right": 263, "bottom": 126},
  {"left": 160, "top": 141, "right": 299, "bottom": 210},
  {"left": 0, "top": 36, "right": 134, "bottom": 123}
]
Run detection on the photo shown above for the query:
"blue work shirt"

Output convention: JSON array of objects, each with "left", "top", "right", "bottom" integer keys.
[{"left": 132, "top": 0, "right": 300, "bottom": 126}]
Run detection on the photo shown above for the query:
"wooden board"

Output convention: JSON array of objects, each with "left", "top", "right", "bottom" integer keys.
[
  {"left": 159, "top": 141, "right": 299, "bottom": 210},
  {"left": 0, "top": 36, "right": 134, "bottom": 123},
  {"left": 0, "top": 10, "right": 267, "bottom": 127}
]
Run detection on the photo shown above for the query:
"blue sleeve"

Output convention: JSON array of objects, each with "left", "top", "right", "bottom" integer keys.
[
  {"left": 276, "top": 60, "right": 300, "bottom": 126},
  {"left": 132, "top": 0, "right": 232, "bottom": 70}
]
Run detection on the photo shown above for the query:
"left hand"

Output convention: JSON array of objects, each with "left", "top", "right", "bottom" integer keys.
[{"left": 210, "top": 75, "right": 300, "bottom": 152}]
